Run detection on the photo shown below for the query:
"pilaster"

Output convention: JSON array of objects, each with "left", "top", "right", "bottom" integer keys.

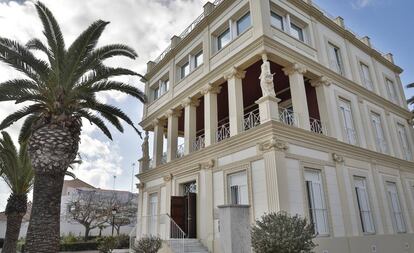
[
  {"left": 198, "top": 159, "right": 215, "bottom": 251},
  {"left": 224, "top": 67, "right": 246, "bottom": 137},
  {"left": 165, "top": 109, "right": 181, "bottom": 162},
  {"left": 248, "top": 0, "right": 272, "bottom": 37},
  {"left": 283, "top": 63, "right": 310, "bottom": 130},
  {"left": 182, "top": 97, "right": 200, "bottom": 155},
  {"left": 201, "top": 84, "right": 221, "bottom": 147},
  {"left": 152, "top": 118, "right": 165, "bottom": 167}
]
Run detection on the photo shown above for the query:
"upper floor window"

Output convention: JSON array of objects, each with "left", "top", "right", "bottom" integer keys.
[
  {"left": 338, "top": 99, "right": 357, "bottom": 145},
  {"left": 194, "top": 51, "right": 203, "bottom": 68},
  {"left": 290, "top": 22, "right": 304, "bottom": 42},
  {"left": 386, "top": 78, "right": 398, "bottom": 104},
  {"left": 270, "top": 11, "right": 284, "bottom": 30},
  {"left": 360, "top": 63, "right": 374, "bottom": 91},
  {"left": 328, "top": 43, "right": 344, "bottom": 75},
  {"left": 217, "top": 28, "right": 231, "bottom": 51},
  {"left": 236, "top": 12, "right": 251, "bottom": 35},
  {"left": 386, "top": 182, "right": 406, "bottom": 233},
  {"left": 152, "top": 79, "right": 169, "bottom": 101},
  {"left": 397, "top": 123, "right": 412, "bottom": 160},
  {"left": 228, "top": 171, "right": 248, "bottom": 205},
  {"left": 180, "top": 62, "right": 190, "bottom": 79},
  {"left": 304, "top": 169, "right": 329, "bottom": 236},
  {"left": 370, "top": 112, "right": 388, "bottom": 154},
  {"left": 354, "top": 176, "right": 375, "bottom": 234}
]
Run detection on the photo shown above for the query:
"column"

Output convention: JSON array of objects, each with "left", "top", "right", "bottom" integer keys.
[
  {"left": 198, "top": 160, "right": 215, "bottom": 252},
  {"left": 201, "top": 84, "right": 221, "bottom": 147},
  {"left": 224, "top": 67, "right": 246, "bottom": 137},
  {"left": 283, "top": 63, "right": 310, "bottom": 130},
  {"left": 152, "top": 119, "right": 165, "bottom": 167},
  {"left": 310, "top": 76, "right": 336, "bottom": 137},
  {"left": 165, "top": 109, "right": 180, "bottom": 162},
  {"left": 182, "top": 97, "right": 199, "bottom": 155}
]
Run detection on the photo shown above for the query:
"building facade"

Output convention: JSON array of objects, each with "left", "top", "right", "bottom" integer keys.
[{"left": 136, "top": 0, "right": 414, "bottom": 252}]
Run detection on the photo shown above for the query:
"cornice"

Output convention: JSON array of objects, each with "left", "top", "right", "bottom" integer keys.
[{"left": 138, "top": 121, "right": 414, "bottom": 183}]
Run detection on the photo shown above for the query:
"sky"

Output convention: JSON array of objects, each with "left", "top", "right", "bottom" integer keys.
[{"left": 0, "top": 0, "right": 412, "bottom": 211}]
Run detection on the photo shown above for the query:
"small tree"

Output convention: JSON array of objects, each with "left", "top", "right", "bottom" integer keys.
[
  {"left": 98, "top": 236, "right": 117, "bottom": 253},
  {"left": 251, "top": 212, "right": 316, "bottom": 253},
  {"left": 132, "top": 236, "right": 162, "bottom": 253},
  {"left": 106, "top": 195, "right": 137, "bottom": 235}
]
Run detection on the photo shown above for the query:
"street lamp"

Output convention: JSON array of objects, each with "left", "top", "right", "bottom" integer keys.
[{"left": 111, "top": 207, "right": 117, "bottom": 236}]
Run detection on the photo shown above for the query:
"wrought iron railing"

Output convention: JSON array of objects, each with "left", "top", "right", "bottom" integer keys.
[
  {"left": 176, "top": 143, "right": 185, "bottom": 158},
  {"left": 279, "top": 108, "right": 298, "bottom": 126},
  {"left": 132, "top": 214, "right": 186, "bottom": 253},
  {"left": 216, "top": 122, "right": 230, "bottom": 142},
  {"left": 243, "top": 107, "right": 260, "bottom": 131},
  {"left": 161, "top": 152, "right": 167, "bottom": 164},
  {"left": 309, "top": 118, "right": 327, "bottom": 135},
  {"left": 192, "top": 134, "right": 205, "bottom": 151}
]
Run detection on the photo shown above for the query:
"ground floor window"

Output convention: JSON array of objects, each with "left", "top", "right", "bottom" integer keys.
[
  {"left": 386, "top": 182, "right": 406, "bottom": 233},
  {"left": 227, "top": 171, "right": 248, "bottom": 205},
  {"left": 354, "top": 176, "right": 375, "bottom": 233}
]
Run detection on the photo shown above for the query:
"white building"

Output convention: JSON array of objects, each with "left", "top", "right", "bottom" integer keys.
[{"left": 135, "top": 0, "right": 414, "bottom": 253}]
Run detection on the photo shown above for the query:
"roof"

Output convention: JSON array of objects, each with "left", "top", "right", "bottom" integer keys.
[{"left": 63, "top": 178, "right": 96, "bottom": 190}]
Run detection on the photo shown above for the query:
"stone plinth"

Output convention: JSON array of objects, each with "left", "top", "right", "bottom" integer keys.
[
  {"left": 217, "top": 204, "right": 251, "bottom": 253},
  {"left": 255, "top": 95, "right": 281, "bottom": 123}
]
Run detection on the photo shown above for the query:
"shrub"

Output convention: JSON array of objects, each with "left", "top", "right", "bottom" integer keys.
[
  {"left": 60, "top": 241, "right": 99, "bottom": 251},
  {"left": 251, "top": 211, "right": 316, "bottom": 253},
  {"left": 132, "top": 236, "right": 162, "bottom": 253},
  {"left": 61, "top": 232, "right": 79, "bottom": 243},
  {"left": 98, "top": 236, "right": 117, "bottom": 253},
  {"left": 115, "top": 234, "right": 130, "bottom": 249}
]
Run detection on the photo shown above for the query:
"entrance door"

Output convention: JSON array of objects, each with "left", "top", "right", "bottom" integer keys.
[
  {"left": 148, "top": 193, "right": 158, "bottom": 235},
  {"left": 170, "top": 196, "right": 186, "bottom": 238},
  {"left": 170, "top": 182, "right": 197, "bottom": 238}
]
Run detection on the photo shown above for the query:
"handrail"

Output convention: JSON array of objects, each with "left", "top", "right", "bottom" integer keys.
[
  {"left": 243, "top": 107, "right": 260, "bottom": 131},
  {"left": 216, "top": 122, "right": 230, "bottom": 142}
]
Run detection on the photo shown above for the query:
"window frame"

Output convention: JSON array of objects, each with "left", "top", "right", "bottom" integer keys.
[
  {"left": 328, "top": 42, "right": 344, "bottom": 75},
  {"left": 370, "top": 112, "right": 388, "bottom": 154},
  {"left": 270, "top": 11, "right": 284, "bottom": 30},
  {"left": 227, "top": 170, "right": 249, "bottom": 205},
  {"left": 397, "top": 123, "right": 412, "bottom": 160},
  {"left": 180, "top": 61, "right": 190, "bottom": 80},
  {"left": 236, "top": 12, "right": 251, "bottom": 36},
  {"left": 194, "top": 51, "right": 203, "bottom": 69},
  {"left": 353, "top": 176, "right": 375, "bottom": 234},
  {"left": 359, "top": 62, "right": 374, "bottom": 91},
  {"left": 217, "top": 28, "right": 231, "bottom": 51},
  {"left": 386, "top": 181, "right": 406, "bottom": 233},
  {"left": 385, "top": 78, "right": 398, "bottom": 104},
  {"left": 290, "top": 22, "right": 305, "bottom": 42},
  {"left": 338, "top": 98, "right": 358, "bottom": 145}
]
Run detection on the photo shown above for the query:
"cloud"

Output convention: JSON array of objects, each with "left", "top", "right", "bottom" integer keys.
[{"left": 351, "top": 0, "right": 375, "bottom": 9}]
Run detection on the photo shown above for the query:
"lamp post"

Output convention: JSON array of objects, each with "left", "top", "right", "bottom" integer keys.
[{"left": 111, "top": 207, "right": 117, "bottom": 236}]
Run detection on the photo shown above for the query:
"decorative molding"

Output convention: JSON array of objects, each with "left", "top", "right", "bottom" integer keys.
[
  {"left": 164, "top": 108, "right": 181, "bottom": 118},
  {"left": 152, "top": 118, "right": 166, "bottom": 127},
  {"left": 201, "top": 84, "right": 221, "bottom": 95},
  {"left": 282, "top": 63, "right": 307, "bottom": 76},
  {"left": 407, "top": 118, "right": 414, "bottom": 126},
  {"left": 223, "top": 66, "right": 246, "bottom": 80},
  {"left": 258, "top": 137, "right": 289, "bottom": 152},
  {"left": 136, "top": 182, "right": 145, "bottom": 190},
  {"left": 163, "top": 173, "right": 173, "bottom": 182},
  {"left": 332, "top": 153, "right": 344, "bottom": 163},
  {"left": 310, "top": 76, "right": 331, "bottom": 88},
  {"left": 181, "top": 97, "right": 200, "bottom": 108},
  {"left": 198, "top": 159, "right": 215, "bottom": 170}
]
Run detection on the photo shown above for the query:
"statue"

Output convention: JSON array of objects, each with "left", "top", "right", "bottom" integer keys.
[
  {"left": 259, "top": 54, "right": 276, "bottom": 97},
  {"left": 141, "top": 131, "right": 149, "bottom": 160}
]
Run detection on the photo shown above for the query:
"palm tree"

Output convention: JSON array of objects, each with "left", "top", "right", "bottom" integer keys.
[
  {"left": 0, "top": 2, "right": 145, "bottom": 252},
  {"left": 0, "top": 132, "right": 33, "bottom": 253},
  {"left": 407, "top": 82, "right": 414, "bottom": 110}
]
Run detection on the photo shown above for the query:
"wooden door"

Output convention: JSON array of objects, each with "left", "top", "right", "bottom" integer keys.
[
  {"left": 170, "top": 196, "right": 186, "bottom": 238},
  {"left": 187, "top": 192, "right": 197, "bottom": 238}
]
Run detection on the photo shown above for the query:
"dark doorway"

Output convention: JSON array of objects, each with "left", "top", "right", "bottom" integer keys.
[{"left": 170, "top": 182, "right": 197, "bottom": 239}]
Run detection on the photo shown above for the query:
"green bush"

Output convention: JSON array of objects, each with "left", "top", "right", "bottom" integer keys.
[
  {"left": 251, "top": 211, "right": 316, "bottom": 253},
  {"left": 61, "top": 232, "right": 79, "bottom": 243},
  {"left": 60, "top": 241, "right": 99, "bottom": 251},
  {"left": 98, "top": 236, "right": 117, "bottom": 253},
  {"left": 115, "top": 234, "right": 130, "bottom": 249},
  {"left": 132, "top": 236, "right": 162, "bottom": 253}
]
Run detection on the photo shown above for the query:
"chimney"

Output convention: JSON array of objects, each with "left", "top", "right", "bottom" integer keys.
[
  {"left": 203, "top": 2, "right": 215, "bottom": 16},
  {"left": 171, "top": 35, "right": 181, "bottom": 49},
  {"left": 334, "top": 16, "right": 345, "bottom": 28},
  {"left": 146, "top": 61, "right": 155, "bottom": 73},
  {"left": 361, "top": 36, "right": 372, "bottom": 47},
  {"left": 384, "top": 53, "right": 394, "bottom": 64}
]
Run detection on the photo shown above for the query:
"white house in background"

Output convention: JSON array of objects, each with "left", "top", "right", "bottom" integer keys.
[
  {"left": 0, "top": 179, "right": 137, "bottom": 239},
  {"left": 135, "top": 0, "right": 414, "bottom": 253}
]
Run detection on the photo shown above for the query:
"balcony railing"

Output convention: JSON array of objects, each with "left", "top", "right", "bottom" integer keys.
[
  {"left": 310, "top": 118, "right": 327, "bottom": 135},
  {"left": 176, "top": 143, "right": 185, "bottom": 158},
  {"left": 279, "top": 108, "right": 298, "bottom": 126},
  {"left": 192, "top": 134, "right": 205, "bottom": 151},
  {"left": 216, "top": 122, "right": 230, "bottom": 142},
  {"left": 243, "top": 107, "right": 260, "bottom": 131}
]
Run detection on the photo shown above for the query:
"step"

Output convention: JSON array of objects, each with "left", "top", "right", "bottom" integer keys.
[{"left": 167, "top": 239, "right": 209, "bottom": 253}]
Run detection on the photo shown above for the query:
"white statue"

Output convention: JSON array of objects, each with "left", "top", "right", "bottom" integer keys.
[
  {"left": 259, "top": 54, "right": 276, "bottom": 97},
  {"left": 141, "top": 131, "right": 149, "bottom": 160}
]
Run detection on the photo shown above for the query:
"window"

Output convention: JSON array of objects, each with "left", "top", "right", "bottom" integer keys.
[
  {"left": 217, "top": 28, "right": 231, "bottom": 50},
  {"left": 271, "top": 11, "right": 284, "bottom": 30},
  {"left": 153, "top": 86, "right": 159, "bottom": 100},
  {"left": 180, "top": 62, "right": 190, "bottom": 79},
  {"left": 338, "top": 99, "right": 357, "bottom": 145},
  {"left": 328, "top": 43, "right": 344, "bottom": 75},
  {"left": 290, "top": 23, "right": 304, "bottom": 42},
  {"left": 370, "top": 112, "right": 388, "bottom": 154},
  {"left": 386, "top": 182, "right": 406, "bottom": 233},
  {"left": 304, "top": 169, "right": 329, "bottom": 235},
  {"left": 228, "top": 171, "right": 248, "bottom": 205},
  {"left": 354, "top": 177, "right": 375, "bottom": 233},
  {"left": 148, "top": 193, "right": 158, "bottom": 235},
  {"left": 397, "top": 123, "right": 412, "bottom": 160},
  {"left": 152, "top": 79, "right": 169, "bottom": 101},
  {"left": 194, "top": 51, "right": 203, "bottom": 68},
  {"left": 236, "top": 12, "right": 251, "bottom": 35},
  {"left": 386, "top": 78, "right": 398, "bottom": 104},
  {"left": 360, "top": 63, "right": 374, "bottom": 91}
]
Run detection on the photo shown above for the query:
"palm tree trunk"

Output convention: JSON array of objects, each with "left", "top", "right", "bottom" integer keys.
[
  {"left": 3, "top": 214, "right": 24, "bottom": 253},
  {"left": 25, "top": 172, "right": 65, "bottom": 252},
  {"left": 25, "top": 124, "right": 81, "bottom": 253},
  {"left": 3, "top": 194, "right": 27, "bottom": 253}
]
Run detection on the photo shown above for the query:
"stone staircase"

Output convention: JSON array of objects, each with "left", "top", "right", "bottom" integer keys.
[{"left": 168, "top": 239, "right": 209, "bottom": 253}]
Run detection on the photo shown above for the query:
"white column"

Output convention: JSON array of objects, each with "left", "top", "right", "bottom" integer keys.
[
  {"left": 201, "top": 84, "right": 221, "bottom": 147},
  {"left": 224, "top": 67, "right": 246, "bottom": 137},
  {"left": 152, "top": 119, "right": 165, "bottom": 167},
  {"left": 182, "top": 97, "right": 199, "bottom": 155},
  {"left": 283, "top": 63, "right": 310, "bottom": 130},
  {"left": 198, "top": 160, "right": 215, "bottom": 251},
  {"left": 165, "top": 109, "right": 180, "bottom": 162},
  {"left": 310, "top": 76, "right": 336, "bottom": 137}
]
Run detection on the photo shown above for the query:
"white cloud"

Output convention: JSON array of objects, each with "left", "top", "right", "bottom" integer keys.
[
  {"left": 351, "top": 0, "right": 375, "bottom": 9},
  {"left": 0, "top": 0, "right": 208, "bottom": 210}
]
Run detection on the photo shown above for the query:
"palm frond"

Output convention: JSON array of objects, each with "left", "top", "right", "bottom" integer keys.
[
  {"left": 78, "top": 81, "right": 146, "bottom": 103},
  {"left": 77, "top": 110, "right": 112, "bottom": 140},
  {"left": 65, "top": 170, "right": 76, "bottom": 179},
  {"left": 77, "top": 67, "right": 143, "bottom": 87},
  {"left": 26, "top": 38, "right": 53, "bottom": 63},
  {"left": 18, "top": 115, "right": 40, "bottom": 143},
  {"left": 0, "top": 104, "right": 45, "bottom": 131}
]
